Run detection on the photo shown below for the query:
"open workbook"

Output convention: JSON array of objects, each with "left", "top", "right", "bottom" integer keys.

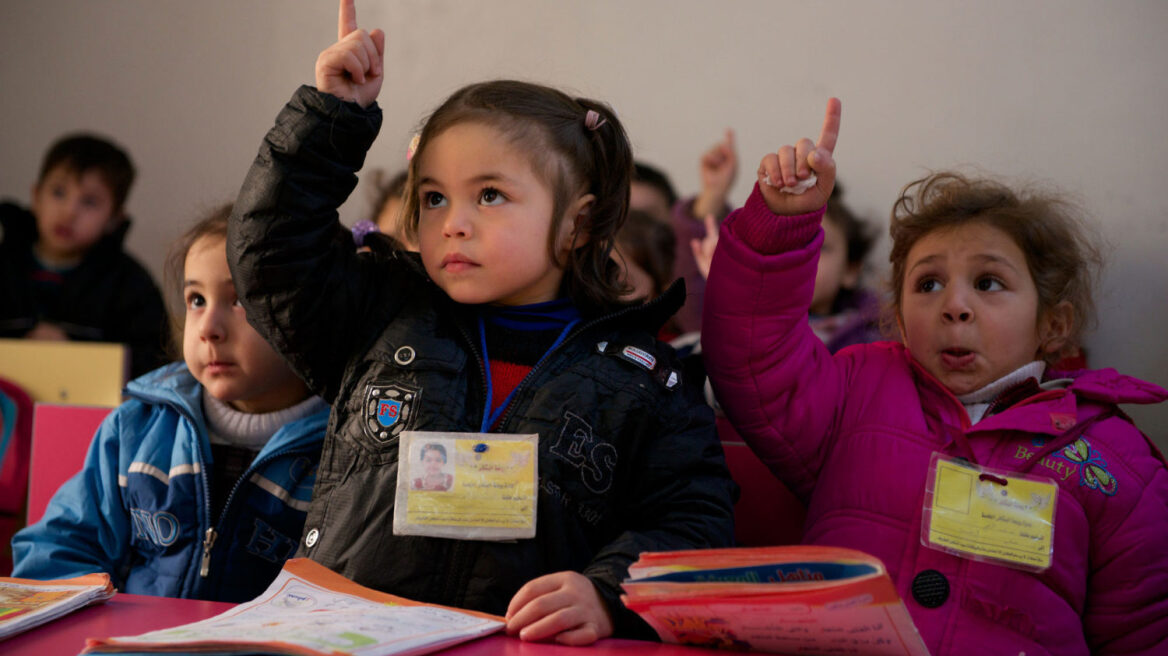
[
  {"left": 0, "top": 572, "right": 115, "bottom": 639},
  {"left": 82, "top": 559, "right": 504, "bottom": 655},
  {"left": 621, "top": 546, "right": 930, "bottom": 655}
]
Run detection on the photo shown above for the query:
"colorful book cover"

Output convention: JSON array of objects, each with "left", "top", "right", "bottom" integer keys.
[
  {"left": 621, "top": 546, "right": 929, "bottom": 655},
  {"left": 0, "top": 573, "right": 115, "bottom": 639}
]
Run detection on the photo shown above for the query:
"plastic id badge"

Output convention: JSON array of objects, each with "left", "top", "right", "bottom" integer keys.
[
  {"left": 921, "top": 453, "right": 1058, "bottom": 572},
  {"left": 393, "top": 431, "right": 538, "bottom": 541}
]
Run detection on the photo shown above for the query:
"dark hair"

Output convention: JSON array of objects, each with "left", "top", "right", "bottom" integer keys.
[
  {"left": 615, "top": 209, "right": 676, "bottom": 299},
  {"left": 38, "top": 133, "right": 136, "bottom": 213},
  {"left": 632, "top": 162, "right": 678, "bottom": 208},
  {"left": 400, "top": 80, "right": 634, "bottom": 315},
  {"left": 162, "top": 202, "right": 233, "bottom": 358},
  {"left": 421, "top": 443, "right": 447, "bottom": 463},
  {"left": 888, "top": 171, "right": 1102, "bottom": 361},
  {"left": 824, "top": 181, "right": 876, "bottom": 266}
]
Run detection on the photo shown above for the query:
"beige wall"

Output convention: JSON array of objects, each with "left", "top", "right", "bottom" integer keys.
[{"left": 2, "top": 1, "right": 1166, "bottom": 445}]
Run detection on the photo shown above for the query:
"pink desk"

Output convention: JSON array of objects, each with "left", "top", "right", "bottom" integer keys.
[{"left": 4, "top": 593, "right": 719, "bottom": 655}]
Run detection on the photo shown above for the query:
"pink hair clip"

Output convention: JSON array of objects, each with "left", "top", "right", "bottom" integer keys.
[
  {"left": 584, "top": 110, "right": 606, "bottom": 131},
  {"left": 406, "top": 133, "right": 421, "bottom": 162}
]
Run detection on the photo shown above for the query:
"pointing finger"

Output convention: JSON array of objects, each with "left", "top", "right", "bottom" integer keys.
[
  {"left": 816, "top": 97, "right": 842, "bottom": 154},
  {"left": 339, "top": 0, "right": 358, "bottom": 41}
]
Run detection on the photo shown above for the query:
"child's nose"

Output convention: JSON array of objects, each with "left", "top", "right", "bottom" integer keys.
[
  {"left": 199, "top": 307, "right": 228, "bottom": 341},
  {"left": 941, "top": 289, "right": 973, "bottom": 323},
  {"left": 442, "top": 203, "right": 473, "bottom": 239}
]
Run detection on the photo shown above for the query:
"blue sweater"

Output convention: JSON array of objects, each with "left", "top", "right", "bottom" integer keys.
[{"left": 12, "top": 362, "right": 328, "bottom": 602}]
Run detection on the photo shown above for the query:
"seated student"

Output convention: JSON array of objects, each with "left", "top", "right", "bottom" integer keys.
[
  {"left": 632, "top": 131, "right": 738, "bottom": 334},
  {"left": 703, "top": 99, "right": 1168, "bottom": 653},
  {"left": 0, "top": 133, "right": 170, "bottom": 378},
  {"left": 228, "top": 2, "right": 735, "bottom": 645},
  {"left": 805, "top": 182, "right": 882, "bottom": 353},
  {"left": 613, "top": 210, "right": 681, "bottom": 340},
  {"left": 11, "top": 204, "right": 329, "bottom": 603},
  {"left": 369, "top": 168, "right": 413, "bottom": 249}
]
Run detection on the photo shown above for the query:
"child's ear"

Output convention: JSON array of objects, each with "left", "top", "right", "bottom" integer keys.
[
  {"left": 559, "top": 193, "right": 596, "bottom": 251},
  {"left": 1038, "top": 301, "right": 1073, "bottom": 356}
]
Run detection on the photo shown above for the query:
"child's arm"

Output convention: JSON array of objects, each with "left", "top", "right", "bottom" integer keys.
[
  {"left": 228, "top": 0, "right": 395, "bottom": 400},
  {"left": 691, "top": 129, "right": 738, "bottom": 221},
  {"left": 702, "top": 100, "right": 849, "bottom": 500},
  {"left": 10, "top": 410, "right": 132, "bottom": 585}
]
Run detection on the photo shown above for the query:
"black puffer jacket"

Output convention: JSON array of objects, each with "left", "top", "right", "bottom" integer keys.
[
  {"left": 228, "top": 86, "right": 736, "bottom": 638},
  {"left": 0, "top": 202, "right": 171, "bottom": 378}
]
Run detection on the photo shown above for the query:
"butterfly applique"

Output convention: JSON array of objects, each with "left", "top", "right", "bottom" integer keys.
[{"left": 1057, "top": 437, "right": 1119, "bottom": 496}]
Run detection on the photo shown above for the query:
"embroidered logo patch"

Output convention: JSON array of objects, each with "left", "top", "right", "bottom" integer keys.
[
  {"left": 620, "top": 346, "right": 656, "bottom": 371},
  {"left": 1054, "top": 436, "right": 1119, "bottom": 496},
  {"left": 364, "top": 383, "right": 419, "bottom": 443}
]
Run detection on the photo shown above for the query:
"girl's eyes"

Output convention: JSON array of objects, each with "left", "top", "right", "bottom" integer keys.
[
  {"left": 916, "top": 278, "right": 943, "bottom": 293},
  {"left": 186, "top": 293, "right": 205, "bottom": 310},
  {"left": 479, "top": 187, "right": 505, "bottom": 206},
  {"left": 975, "top": 276, "right": 1005, "bottom": 292},
  {"left": 423, "top": 191, "right": 447, "bottom": 209}
]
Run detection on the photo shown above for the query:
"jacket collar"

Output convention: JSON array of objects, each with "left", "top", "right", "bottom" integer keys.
[{"left": 126, "top": 362, "right": 327, "bottom": 455}]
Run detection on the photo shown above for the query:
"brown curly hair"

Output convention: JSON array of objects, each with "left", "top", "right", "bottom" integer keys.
[{"left": 888, "top": 171, "right": 1103, "bottom": 362}]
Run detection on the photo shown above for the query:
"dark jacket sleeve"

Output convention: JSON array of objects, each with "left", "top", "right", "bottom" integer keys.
[
  {"left": 583, "top": 361, "right": 738, "bottom": 639},
  {"left": 227, "top": 86, "right": 397, "bottom": 401},
  {"left": 109, "top": 257, "right": 172, "bottom": 378}
]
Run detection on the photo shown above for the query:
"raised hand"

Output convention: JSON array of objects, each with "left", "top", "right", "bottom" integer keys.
[
  {"left": 693, "top": 129, "right": 738, "bottom": 220},
  {"left": 314, "top": 0, "right": 386, "bottom": 108},
  {"left": 757, "top": 98, "right": 841, "bottom": 216}
]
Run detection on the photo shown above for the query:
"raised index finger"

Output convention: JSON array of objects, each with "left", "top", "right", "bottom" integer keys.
[
  {"left": 338, "top": 0, "right": 358, "bottom": 40},
  {"left": 816, "top": 98, "right": 842, "bottom": 154}
]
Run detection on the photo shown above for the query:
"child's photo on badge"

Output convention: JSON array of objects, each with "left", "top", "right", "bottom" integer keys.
[{"left": 412, "top": 441, "right": 453, "bottom": 492}]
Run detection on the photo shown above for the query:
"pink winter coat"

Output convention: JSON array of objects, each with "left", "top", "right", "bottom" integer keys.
[{"left": 703, "top": 187, "right": 1168, "bottom": 655}]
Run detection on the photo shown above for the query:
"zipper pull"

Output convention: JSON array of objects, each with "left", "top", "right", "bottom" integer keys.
[{"left": 199, "top": 527, "right": 218, "bottom": 578}]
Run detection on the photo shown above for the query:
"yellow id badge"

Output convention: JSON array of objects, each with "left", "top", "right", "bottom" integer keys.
[
  {"left": 922, "top": 453, "right": 1057, "bottom": 572},
  {"left": 393, "top": 431, "right": 538, "bottom": 541}
]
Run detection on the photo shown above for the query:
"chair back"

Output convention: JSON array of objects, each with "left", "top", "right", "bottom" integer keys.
[
  {"left": 717, "top": 416, "right": 806, "bottom": 546},
  {"left": 26, "top": 403, "right": 112, "bottom": 525}
]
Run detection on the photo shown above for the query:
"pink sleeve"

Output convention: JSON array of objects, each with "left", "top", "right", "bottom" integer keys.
[{"left": 702, "top": 184, "right": 849, "bottom": 502}]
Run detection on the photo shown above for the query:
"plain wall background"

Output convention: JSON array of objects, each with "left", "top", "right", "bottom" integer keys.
[{"left": 2, "top": 0, "right": 1166, "bottom": 446}]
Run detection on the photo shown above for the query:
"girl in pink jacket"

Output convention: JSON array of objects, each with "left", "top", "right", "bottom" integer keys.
[{"left": 703, "top": 99, "right": 1168, "bottom": 654}]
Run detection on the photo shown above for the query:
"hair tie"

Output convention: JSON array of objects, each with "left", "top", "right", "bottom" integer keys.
[
  {"left": 584, "top": 110, "right": 606, "bottom": 131},
  {"left": 406, "top": 133, "right": 421, "bottom": 162},
  {"left": 352, "top": 220, "right": 378, "bottom": 247}
]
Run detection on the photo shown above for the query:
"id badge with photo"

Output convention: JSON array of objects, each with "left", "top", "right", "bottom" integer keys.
[
  {"left": 921, "top": 453, "right": 1058, "bottom": 572},
  {"left": 393, "top": 431, "right": 538, "bottom": 541}
]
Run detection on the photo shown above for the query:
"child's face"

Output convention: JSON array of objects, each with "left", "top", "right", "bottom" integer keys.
[
  {"left": 182, "top": 235, "right": 308, "bottom": 413},
  {"left": 810, "top": 216, "right": 858, "bottom": 316},
  {"left": 629, "top": 182, "right": 671, "bottom": 224},
  {"left": 415, "top": 122, "right": 587, "bottom": 306},
  {"left": 376, "top": 195, "right": 416, "bottom": 251},
  {"left": 613, "top": 245, "right": 657, "bottom": 302},
  {"left": 31, "top": 166, "right": 118, "bottom": 264},
  {"left": 422, "top": 448, "right": 445, "bottom": 474},
  {"left": 898, "top": 222, "right": 1061, "bottom": 396}
]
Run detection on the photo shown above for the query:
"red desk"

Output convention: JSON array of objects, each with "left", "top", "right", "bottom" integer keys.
[{"left": 4, "top": 593, "right": 718, "bottom": 655}]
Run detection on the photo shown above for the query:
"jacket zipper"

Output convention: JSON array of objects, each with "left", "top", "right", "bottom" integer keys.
[{"left": 198, "top": 446, "right": 312, "bottom": 581}]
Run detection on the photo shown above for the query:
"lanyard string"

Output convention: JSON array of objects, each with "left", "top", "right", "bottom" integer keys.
[{"left": 478, "top": 316, "right": 579, "bottom": 432}]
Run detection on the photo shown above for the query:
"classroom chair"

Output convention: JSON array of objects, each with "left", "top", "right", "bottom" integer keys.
[
  {"left": 0, "top": 338, "right": 128, "bottom": 407},
  {"left": 26, "top": 403, "right": 112, "bottom": 525},
  {"left": 717, "top": 415, "right": 805, "bottom": 546},
  {"left": 0, "top": 376, "right": 34, "bottom": 574}
]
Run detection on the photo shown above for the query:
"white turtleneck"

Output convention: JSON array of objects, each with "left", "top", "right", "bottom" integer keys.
[
  {"left": 957, "top": 361, "right": 1048, "bottom": 425},
  {"left": 202, "top": 390, "right": 328, "bottom": 451}
]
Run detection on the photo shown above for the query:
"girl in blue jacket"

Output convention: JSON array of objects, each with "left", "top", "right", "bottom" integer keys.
[{"left": 12, "top": 204, "right": 329, "bottom": 602}]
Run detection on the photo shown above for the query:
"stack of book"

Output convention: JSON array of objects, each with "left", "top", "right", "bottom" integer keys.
[
  {"left": 0, "top": 573, "right": 115, "bottom": 639},
  {"left": 621, "top": 546, "right": 929, "bottom": 655}
]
